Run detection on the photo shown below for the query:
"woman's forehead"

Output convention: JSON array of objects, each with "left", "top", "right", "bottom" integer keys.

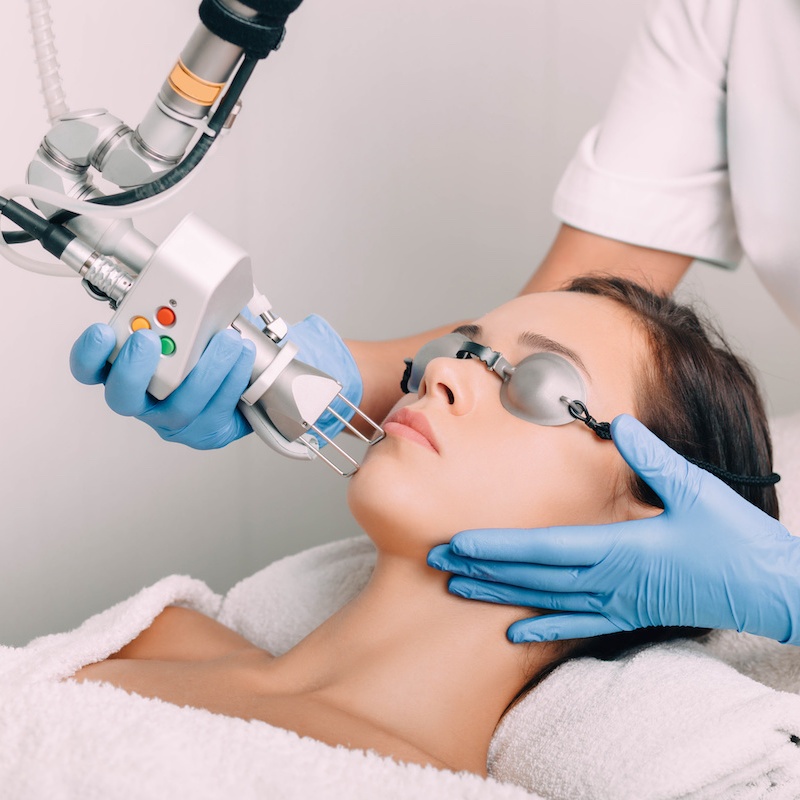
[
  {"left": 478, "top": 292, "right": 636, "bottom": 345},
  {"left": 476, "top": 292, "right": 645, "bottom": 397}
]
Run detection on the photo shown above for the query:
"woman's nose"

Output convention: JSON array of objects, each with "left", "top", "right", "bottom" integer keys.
[{"left": 418, "top": 356, "right": 484, "bottom": 414}]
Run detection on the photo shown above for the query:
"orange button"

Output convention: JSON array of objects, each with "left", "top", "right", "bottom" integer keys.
[
  {"left": 131, "top": 316, "right": 151, "bottom": 331},
  {"left": 156, "top": 306, "right": 176, "bottom": 327}
]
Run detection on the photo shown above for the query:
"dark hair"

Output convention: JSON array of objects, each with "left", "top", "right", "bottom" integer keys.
[
  {"left": 517, "top": 276, "right": 778, "bottom": 691},
  {"left": 565, "top": 275, "right": 778, "bottom": 521}
]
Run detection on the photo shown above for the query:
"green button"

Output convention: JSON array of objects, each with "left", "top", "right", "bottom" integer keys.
[{"left": 160, "top": 336, "right": 176, "bottom": 356}]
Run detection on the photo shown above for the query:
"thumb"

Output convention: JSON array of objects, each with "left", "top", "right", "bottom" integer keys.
[
  {"left": 70, "top": 323, "right": 116, "bottom": 385},
  {"left": 507, "top": 613, "right": 624, "bottom": 643},
  {"left": 610, "top": 414, "right": 700, "bottom": 510}
]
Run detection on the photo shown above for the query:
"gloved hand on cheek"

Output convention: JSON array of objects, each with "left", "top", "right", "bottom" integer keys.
[{"left": 428, "top": 415, "right": 800, "bottom": 646}]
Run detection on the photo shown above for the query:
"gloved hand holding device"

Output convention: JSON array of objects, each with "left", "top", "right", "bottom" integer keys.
[
  {"left": 428, "top": 414, "right": 800, "bottom": 646},
  {"left": 70, "top": 314, "right": 363, "bottom": 450}
]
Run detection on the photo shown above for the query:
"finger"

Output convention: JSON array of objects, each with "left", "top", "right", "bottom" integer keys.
[
  {"left": 162, "top": 341, "right": 256, "bottom": 448},
  {"left": 152, "top": 330, "right": 247, "bottom": 429},
  {"left": 429, "top": 546, "right": 525, "bottom": 582},
  {"left": 199, "top": 338, "right": 256, "bottom": 418},
  {"left": 448, "top": 576, "right": 600, "bottom": 614},
  {"left": 104, "top": 330, "right": 161, "bottom": 416},
  {"left": 428, "top": 547, "right": 593, "bottom": 593},
  {"left": 287, "top": 315, "right": 363, "bottom": 441},
  {"left": 447, "top": 523, "right": 630, "bottom": 566},
  {"left": 507, "top": 613, "right": 624, "bottom": 643},
  {"left": 69, "top": 323, "right": 116, "bottom": 385},
  {"left": 611, "top": 414, "right": 701, "bottom": 510}
]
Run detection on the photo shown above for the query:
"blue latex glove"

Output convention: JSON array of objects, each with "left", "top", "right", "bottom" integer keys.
[
  {"left": 428, "top": 414, "right": 800, "bottom": 645},
  {"left": 69, "top": 314, "right": 363, "bottom": 450},
  {"left": 282, "top": 314, "right": 363, "bottom": 440}
]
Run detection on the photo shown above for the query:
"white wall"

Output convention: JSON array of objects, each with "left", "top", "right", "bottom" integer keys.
[{"left": 2, "top": 0, "right": 798, "bottom": 645}]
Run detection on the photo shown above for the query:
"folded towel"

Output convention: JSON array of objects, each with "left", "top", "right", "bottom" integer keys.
[
  {"left": 488, "top": 641, "right": 800, "bottom": 800},
  {"left": 0, "top": 574, "right": 537, "bottom": 800}
]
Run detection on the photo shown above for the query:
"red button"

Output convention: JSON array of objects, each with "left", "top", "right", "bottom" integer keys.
[{"left": 156, "top": 306, "right": 176, "bottom": 327}]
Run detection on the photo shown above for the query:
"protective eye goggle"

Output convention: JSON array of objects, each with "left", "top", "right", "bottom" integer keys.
[
  {"left": 400, "top": 333, "right": 780, "bottom": 487},
  {"left": 400, "top": 333, "right": 606, "bottom": 433}
]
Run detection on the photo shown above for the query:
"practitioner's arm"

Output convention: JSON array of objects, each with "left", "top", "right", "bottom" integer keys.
[{"left": 521, "top": 224, "right": 693, "bottom": 295}]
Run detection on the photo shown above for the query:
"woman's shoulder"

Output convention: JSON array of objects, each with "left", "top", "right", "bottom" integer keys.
[{"left": 107, "top": 605, "right": 272, "bottom": 662}]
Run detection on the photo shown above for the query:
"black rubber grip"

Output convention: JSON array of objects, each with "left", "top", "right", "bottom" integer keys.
[
  {"left": 199, "top": 0, "right": 294, "bottom": 58},
  {"left": 0, "top": 195, "right": 75, "bottom": 258},
  {"left": 233, "top": 0, "right": 304, "bottom": 24}
]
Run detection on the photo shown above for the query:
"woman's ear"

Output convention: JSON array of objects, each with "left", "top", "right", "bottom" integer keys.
[
  {"left": 610, "top": 468, "right": 662, "bottom": 524},
  {"left": 627, "top": 498, "right": 663, "bottom": 522}
]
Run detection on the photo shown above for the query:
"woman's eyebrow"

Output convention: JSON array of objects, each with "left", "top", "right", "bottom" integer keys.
[
  {"left": 451, "top": 323, "right": 481, "bottom": 338},
  {"left": 451, "top": 323, "right": 589, "bottom": 376},
  {"left": 518, "top": 331, "right": 589, "bottom": 376}
]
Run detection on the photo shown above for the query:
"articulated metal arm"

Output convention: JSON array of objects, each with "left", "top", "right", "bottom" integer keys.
[{"left": 10, "top": 0, "right": 384, "bottom": 475}]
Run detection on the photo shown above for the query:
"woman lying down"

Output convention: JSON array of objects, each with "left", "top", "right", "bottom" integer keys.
[{"left": 71, "top": 276, "right": 779, "bottom": 776}]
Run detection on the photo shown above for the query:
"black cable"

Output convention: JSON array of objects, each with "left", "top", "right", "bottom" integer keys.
[
  {"left": 566, "top": 401, "right": 781, "bottom": 486},
  {"left": 3, "top": 230, "right": 34, "bottom": 245},
  {"left": 97, "top": 54, "right": 258, "bottom": 208},
  {"left": 685, "top": 457, "right": 781, "bottom": 487},
  {"left": 0, "top": 194, "right": 75, "bottom": 258},
  {"left": 2, "top": 54, "right": 258, "bottom": 245}
]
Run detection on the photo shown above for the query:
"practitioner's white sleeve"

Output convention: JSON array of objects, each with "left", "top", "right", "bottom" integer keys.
[{"left": 554, "top": 0, "right": 742, "bottom": 269}]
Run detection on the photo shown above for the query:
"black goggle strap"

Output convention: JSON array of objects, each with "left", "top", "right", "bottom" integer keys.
[
  {"left": 561, "top": 398, "right": 612, "bottom": 440},
  {"left": 400, "top": 358, "right": 414, "bottom": 394},
  {"left": 455, "top": 341, "right": 513, "bottom": 378},
  {"left": 560, "top": 397, "right": 780, "bottom": 487},
  {"left": 401, "top": 339, "right": 511, "bottom": 394}
]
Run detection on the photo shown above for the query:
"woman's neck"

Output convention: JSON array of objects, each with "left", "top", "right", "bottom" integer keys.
[{"left": 265, "top": 549, "right": 556, "bottom": 774}]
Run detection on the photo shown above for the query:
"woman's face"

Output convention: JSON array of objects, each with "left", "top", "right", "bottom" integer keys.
[{"left": 348, "top": 291, "right": 652, "bottom": 556}]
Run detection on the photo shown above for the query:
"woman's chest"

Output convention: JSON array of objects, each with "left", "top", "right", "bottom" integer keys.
[{"left": 73, "top": 657, "right": 440, "bottom": 769}]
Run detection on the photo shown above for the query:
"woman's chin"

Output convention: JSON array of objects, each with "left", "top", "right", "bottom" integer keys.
[{"left": 347, "top": 468, "right": 448, "bottom": 556}]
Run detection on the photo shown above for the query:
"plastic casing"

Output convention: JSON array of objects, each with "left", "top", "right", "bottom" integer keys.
[{"left": 108, "top": 214, "right": 253, "bottom": 399}]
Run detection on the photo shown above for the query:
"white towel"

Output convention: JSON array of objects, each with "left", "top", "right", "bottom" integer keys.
[{"left": 488, "top": 641, "right": 800, "bottom": 799}]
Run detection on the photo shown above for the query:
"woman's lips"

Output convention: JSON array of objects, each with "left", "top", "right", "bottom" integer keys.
[{"left": 383, "top": 407, "right": 439, "bottom": 453}]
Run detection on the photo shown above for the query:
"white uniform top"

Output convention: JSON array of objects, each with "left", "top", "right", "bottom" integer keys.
[{"left": 554, "top": 0, "right": 800, "bottom": 328}]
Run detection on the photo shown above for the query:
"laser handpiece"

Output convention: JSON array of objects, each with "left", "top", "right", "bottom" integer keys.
[
  {"left": 0, "top": 202, "right": 384, "bottom": 476},
  {"left": 2, "top": 0, "right": 385, "bottom": 475}
]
